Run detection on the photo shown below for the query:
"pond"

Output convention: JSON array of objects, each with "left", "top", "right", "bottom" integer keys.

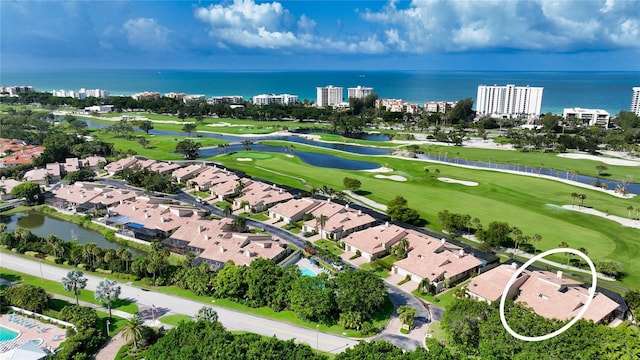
[
  {"left": 0, "top": 212, "right": 144, "bottom": 256},
  {"left": 200, "top": 143, "right": 381, "bottom": 170},
  {"left": 291, "top": 128, "right": 392, "bottom": 141},
  {"left": 83, "top": 120, "right": 391, "bottom": 156}
]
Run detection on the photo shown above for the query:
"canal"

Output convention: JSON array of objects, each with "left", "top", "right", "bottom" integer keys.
[{"left": 0, "top": 212, "right": 145, "bottom": 257}]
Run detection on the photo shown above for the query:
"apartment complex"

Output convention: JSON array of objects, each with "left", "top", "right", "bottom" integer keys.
[
  {"left": 563, "top": 107, "right": 610, "bottom": 127},
  {"left": 0, "top": 86, "right": 35, "bottom": 96},
  {"left": 52, "top": 88, "right": 109, "bottom": 99},
  {"left": 631, "top": 87, "right": 640, "bottom": 116},
  {"left": 347, "top": 86, "right": 373, "bottom": 99},
  {"left": 476, "top": 84, "right": 543, "bottom": 118},
  {"left": 316, "top": 85, "right": 343, "bottom": 107},
  {"left": 252, "top": 93, "right": 299, "bottom": 106}
]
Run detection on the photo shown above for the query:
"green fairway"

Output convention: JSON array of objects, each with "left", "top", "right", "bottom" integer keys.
[{"left": 215, "top": 147, "right": 640, "bottom": 290}]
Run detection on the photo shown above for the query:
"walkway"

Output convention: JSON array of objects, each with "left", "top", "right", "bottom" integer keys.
[{"left": 95, "top": 332, "right": 126, "bottom": 360}]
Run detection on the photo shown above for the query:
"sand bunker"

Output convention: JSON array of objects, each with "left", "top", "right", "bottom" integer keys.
[
  {"left": 438, "top": 177, "right": 479, "bottom": 186},
  {"left": 374, "top": 174, "right": 407, "bottom": 182},
  {"left": 557, "top": 153, "right": 640, "bottom": 166},
  {"left": 363, "top": 167, "right": 394, "bottom": 173},
  {"left": 206, "top": 122, "right": 248, "bottom": 127},
  {"left": 236, "top": 158, "right": 253, "bottom": 162}
]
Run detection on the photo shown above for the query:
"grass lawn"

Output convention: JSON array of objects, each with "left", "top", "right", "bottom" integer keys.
[
  {"left": 214, "top": 146, "right": 640, "bottom": 290},
  {"left": 159, "top": 314, "right": 193, "bottom": 326},
  {"left": 282, "top": 223, "right": 301, "bottom": 234},
  {"left": 190, "top": 190, "right": 210, "bottom": 199},
  {"left": 427, "top": 321, "right": 447, "bottom": 343},
  {"left": 359, "top": 263, "right": 391, "bottom": 278},
  {"left": 242, "top": 212, "right": 270, "bottom": 221},
  {"left": 378, "top": 255, "right": 400, "bottom": 268},
  {"left": 314, "top": 239, "right": 344, "bottom": 256},
  {"left": 0, "top": 267, "right": 138, "bottom": 314}
]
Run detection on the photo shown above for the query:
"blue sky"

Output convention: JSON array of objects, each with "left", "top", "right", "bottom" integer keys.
[{"left": 1, "top": 0, "right": 639, "bottom": 71}]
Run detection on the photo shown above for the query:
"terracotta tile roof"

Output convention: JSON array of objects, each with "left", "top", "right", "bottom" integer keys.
[
  {"left": 269, "top": 198, "right": 321, "bottom": 219},
  {"left": 0, "top": 179, "right": 22, "bottom": 194},
  {"left": 52, "top": 184, "right": 101, "bottom": 205},
  {"left": 104, "top": 157, "right": 138, "bottom": 173},
  {"left": 64, "top": 158, "right": 81, "bottom": 173},
  {"left": 516, "top": 270, "right": 619, "bottom": 323},
  {"left": 306, "top": 201, "right": 345, "bottom": 219},
  {"left": 82, "top": 156, "right": 106, "bottom": 168},
  {"left": 321, "top": 208, "right": 376, "bottom": 233},
  {"left": 210, "top": 178, "right": 250, "bottom": 198},
  {"left": 172, "top": 164, "right": 206, "bottom": 182},
  {"left": 467, "top": 264, "right": 531, "bottom": 302},
  {"left": 190, "top": 167, "right": 239, "bottom": 188},
  {"left": 234, "top": 182, "right": 293, "bottom": 208},
  {"left": 110, "top": 199, "right": 200, "bottom": 232},
  {"left": 394, "top": 234, "right": 482, "bottom": 281},
  {"left": 343, "top": 223, "right": 407, "bottom": 255}
]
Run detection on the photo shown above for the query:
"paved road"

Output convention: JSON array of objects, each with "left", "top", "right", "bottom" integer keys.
[{"left": 0, "top": 254, "right": 358, "bottom": 354}]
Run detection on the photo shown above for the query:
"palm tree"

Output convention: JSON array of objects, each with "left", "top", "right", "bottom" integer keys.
[
  {"left": 627, "top": 205, "right": 634, "bottom": 218},
  {"left": 315, "top": 214, "right": 328, "bottom": 239},
  {"left": 62, "top": 270, "right": 87, "bottom": 305},
  {"left": 558, "top": 241, "right": 570, "bottom": 265},
  {"left": 222, "top": 204, "right": 232, "bottom": 217},
  {"left": 122, "top": 315, "right": 144, "bottom": 350},
  {"left": 231, "top": 216, "right": 247, "bottom": 232},
  {"left": 95, "top": 278, "right": 121, "bottom": 319},
  {"left": 571, "top": 192, "right": 579, "bottom": 206},
  {"left": 117, "top": 246, "right": 132, "bottom": 273},
  {"left": 44, "top": 172, "right": 53, "bottom": 186},
  {"left": 397, "top": 305, "right": 417, "bottom": 329},
  {"left": 578, "top": 194, "right": 587, "bottom": 208},
  {"left": 196, "top": 306, "right": 219, "bottom": 322}
]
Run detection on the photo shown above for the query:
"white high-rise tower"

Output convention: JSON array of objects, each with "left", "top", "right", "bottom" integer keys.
[
  {"left": 631, "top": 87, "right": 640, "bottom": 116},
  {"left": 476, "top": 84, "right": 543, "bottom": 118},
  {"left": 316, "top": 85, "right": 343, "bottom": 107}
]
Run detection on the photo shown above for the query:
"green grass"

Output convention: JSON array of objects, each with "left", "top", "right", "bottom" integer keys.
[
  {"left": 190, "top": 190, "right": 210, "bottom": 199},
  {"left": 159, "top": 314, "right": 193, "bottom": 326},
  {"left": 282, "top": 223, "right": 301, "bottom": 234},
  {"left": 359, "top": 263, "right": 391, "bottom": 278},
  {"left": 427, "top": 320, "right": 447, "bottom": 343},
  {"left": 314, "top": 239, "right": 344, "bottom": 256},
  {"left": 0, "top": 267, "right": 138, "bottom": 314},
  {"left": 214, "top": 146, "right": 640, "bottom": 291},
  {"left": 243, "top": 212, "right": 270, "bottom": 221},
  {"left": 378, "top": 255, "right": 400, "bottom": 268},
  {"left": 412, "top": 281, "right": 469, "bottom": 310}
]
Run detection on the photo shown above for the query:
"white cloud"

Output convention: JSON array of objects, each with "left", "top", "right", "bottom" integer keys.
[
  {"left": 123, "top": 18, "right": 171, "bottom": 52},
  {"left": 361, "top": 0, "right": 640, "bottom": 53},
  {"left": 194, "top": 0, "right": 384, "bottom": 54}
]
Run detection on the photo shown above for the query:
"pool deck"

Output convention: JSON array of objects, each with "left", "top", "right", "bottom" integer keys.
[
  {"left": 296, "top": 258, "right": 323, "bottom": 275},
  {"left": 0, "top": 313, "right": 66, "bottom": 353}
]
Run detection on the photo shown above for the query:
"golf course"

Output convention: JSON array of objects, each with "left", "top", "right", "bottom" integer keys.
[{"left": 84, "top": 114, "right": 640, "bottom": 291}]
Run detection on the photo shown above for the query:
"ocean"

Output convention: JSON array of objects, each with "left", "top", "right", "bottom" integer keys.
[{"left": 2, "top": 70, "right": 639, "bottom": 115}]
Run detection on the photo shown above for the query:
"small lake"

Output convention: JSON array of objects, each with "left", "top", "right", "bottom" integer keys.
[
  {"left": 200, "top": 143, "right": 381, "bottom": 170},
  {"left": 0, "top": 212, "right": 144, "bottom": 256}
]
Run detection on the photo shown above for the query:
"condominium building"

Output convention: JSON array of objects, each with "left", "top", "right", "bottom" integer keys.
[
  {"left": 252, "top": 93, "right": 299, "bottom": 106},
  {"left": 476, "top": 84, "right": 543, "bottom": 118},
  {"left": 52, "top": 88, "right": 109, "bottom": 99},
  {"left": 631, "top": 87, "right": 640, "bottom": 116},
  {"left": 316, "top": 85, "right": 343, "bottom": 107},
  {"left": 424, "top": 101, "right": 457, "bottom": 113},
  {"left": 0, "top": 85, "right": 35, "bottom": 96},
  {"left": 132, "top": 91, "right": 160, "bottom": 101},
  {"left": 563, "top": 107, "right": 610, "bottom": 127},
  {"left": 347, "top": 86, "right": 373, "bottom": 99}
]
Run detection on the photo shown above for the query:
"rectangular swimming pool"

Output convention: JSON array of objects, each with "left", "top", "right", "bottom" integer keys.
[
  {"left": 299, "top": 267, "right": 317, "bottom": 277},
  {"left": 0, "top": 325, "right": 19, "bottom": 342}
]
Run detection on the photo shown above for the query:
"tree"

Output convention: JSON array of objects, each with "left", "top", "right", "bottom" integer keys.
[
  {"left": 338, "top": 311, "right": 363, "bottom": 330},
  {"left": 182, "top": 123, "right": 197, "bottom": 137},
  {"left": 627, "top": 205, "right": 635, "bottom": 218},
  {"left": 477, "top": 221, "right": 512, "bottom": 247},
  {"left": 95, "top": 278, "right": 121, "bottom": 319},
  {"left": 597, "top": 260, "right": 623, "bottom": 278},
  {"left": 138, "top": 120, "right": 154, "bottom": 134},
  {"left": 449, "top": 98, "right": 474, "bottom": 123},
  {"left": 137, "top": 137, "right": 150, "bottom": 149},
  {"left": 231, "top": 216, "right": 247, "bottom": 232},
  {"left": 62, "top": 270, "right": 88, "bottom": 305},
  {"left": 288, "top": 274, "right": 335, "bottom": 323},
  {"left": 196, "top": 306, "right": 219, "bottom": 322},
  {"left": 624, "top": 289, "right": 640, "bottom": 320},
  {"left": 122, "top": 314, "right": 144, "bottom": 350},
  {"left": 571, "top": 192, "right": 579, "bottom": 206},
  {"left": 3, "top": 285, "right": 51, "bottom": 313},
  {"left": 342, "top": 177, "right": 362, "bottom": 191},
  {"left": 596, "top": 165, "right": 608, "bottom": 176},
  {"left": 64, "top": 169, "right": 95, "bottom": 184},
  {"left": 334, "top": 270, "right": 387, "bottom": 320},
  {"left": 315, "top": 214, "right": 328, "bottom": 238},
  {"left": 578, "top": 193, "right": 587, "bottom": 207},
  {"left": 11, "top": 181, "right": 41, "bottom": 203},
  {"left": 397, "top": 305, "right": 418, "bottom": 330},
  {"left": 387, "top": 196, "right": 423, "bottom": 226},
  {"left": 175, "top": 139, "right": 201, "bottom": 159}
]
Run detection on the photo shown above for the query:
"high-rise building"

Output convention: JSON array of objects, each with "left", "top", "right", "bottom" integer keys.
[
  {"left": 631, "top": 87, "right": 640, "bottom": 116},
  {"left": 316, "top": 85, "right": 343, "bottom": 107},
  {"left": 252, "top": 94, "right": 299, "bottom": 106},
  {"left": 347, "top": 86, "right": 373, "bottom": 99},
  {"left": 476, "top": 84, "right": 543, "bottom": 118}
]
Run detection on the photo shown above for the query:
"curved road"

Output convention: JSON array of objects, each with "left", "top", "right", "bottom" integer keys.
[{"left": 0, "top": 254, "right": 358, "bottom": 354}]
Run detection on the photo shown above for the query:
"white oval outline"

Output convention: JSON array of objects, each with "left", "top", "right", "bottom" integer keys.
[{"left": 499, "top": 247, "right": 597, "bottom": 342}]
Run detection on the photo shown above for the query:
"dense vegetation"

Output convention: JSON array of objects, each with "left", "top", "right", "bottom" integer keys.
[{"left": 441, "top": 298, "right": 640, "bottom": 359}]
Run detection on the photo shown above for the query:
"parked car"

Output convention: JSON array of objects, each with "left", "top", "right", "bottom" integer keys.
[
  {"left": 331, "top": 262, "right": 344, "bottom": 271},
  {"left": 304, "top": 247, "right": 315, "bottom": 255},
  {"left": 310, "top": 259, "right": 319, "bottom": 266}
]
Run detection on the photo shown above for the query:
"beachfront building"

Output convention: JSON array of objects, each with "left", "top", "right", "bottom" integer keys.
[
  {"left": 207, "top": 96, "right": 243, "bottom": 104},
  {"left": 253, "top": 93, "right": 299, "bottom": 106},
  {"left": 391, "top": 235, "right": 482, "bottom": 293},
  {"left": 347, "top": 86, "right": 373, "bottom": 99},
  {"left": 316, "top": 86, "right": 343, "bottom": 107},
  {"left": 424, "top": 101, "right": 457, "bottom": 113},
  {"left": 165, "top": 92, "right": 185, "bottom": 100},
  {"left": 183, "top": 94, "right": 206, "bottom": 103},
  {"left": 52, "top": 88, "right": 109, "bottom": 99},
  {"left": 563, "top": 107, "right": 610, "bottom": 128},
  {"left": 376, "top": 99, "right": 421, "bottom": 115},
  {"left": 476, "top": 84, "right": 543, "bottom": 118},
  {"left": 0, "top": 85, "right": 35, "bottom": 96},
  {"left": 631, "top": 87, "right": 640, "bottom": 116},
  {"left": 132, "top": 91, "right": 160, "bottom": 100}
]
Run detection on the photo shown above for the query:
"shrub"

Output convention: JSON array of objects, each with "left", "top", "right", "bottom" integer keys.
[
  {"left": 25, "top": 251, "right": 39, "bottom": 257},
  {"left": 77, "top": 263, "right": 87, "bottom": 270},
  {"left": 374, "top": 259, "right": 392, "bottom": 271},
  {"left": 45, "top": 255, "right": 57, "bottom": 262},
  {"left": 96, "top": 268, "right": 113, "bottom": 275},
  {"left": 104, "top": 230, "right": 116, "bottom": 242}
]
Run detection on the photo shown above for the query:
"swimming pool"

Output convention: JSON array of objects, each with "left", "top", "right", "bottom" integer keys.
[
  {"left": 300, "top": 267, "right": 317, "bottom": 277},
  {"left": 31, "top": 338, "right": 43, "bottom": 346},
  {"left": 0, "top": 325, "right": 19, "bottom": 342}
]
